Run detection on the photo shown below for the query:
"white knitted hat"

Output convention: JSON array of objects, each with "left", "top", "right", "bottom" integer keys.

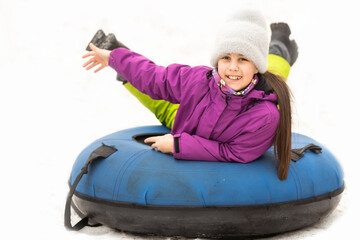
[{"left": 210, "top": 9, "right": 270, "bottom": 73}]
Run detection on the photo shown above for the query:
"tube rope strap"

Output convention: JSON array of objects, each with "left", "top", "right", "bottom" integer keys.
[
  {"left": 291, "top": 144, "right": 322, "bottom": 162},
  {"left": 64, "top": 143, "right": 117, "bottom": 231}
]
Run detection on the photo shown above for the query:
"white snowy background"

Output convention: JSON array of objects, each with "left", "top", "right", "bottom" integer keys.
[{"left": 1, "top": 0, "right": 359, "bottom": 239}]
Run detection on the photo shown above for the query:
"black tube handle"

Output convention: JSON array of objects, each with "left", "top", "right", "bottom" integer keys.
[
  {"left": 64, "top": 143, "right": 117, "bottom": 231},
  {"left": 291, "top": 144, "right": 322, "bottom": 162}
]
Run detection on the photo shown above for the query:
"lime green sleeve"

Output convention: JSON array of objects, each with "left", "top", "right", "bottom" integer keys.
[{"left": 123, "top": 55, "right": 290, "bottom": 129}]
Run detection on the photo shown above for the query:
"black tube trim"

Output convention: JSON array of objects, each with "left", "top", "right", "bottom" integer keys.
[{"left": 71, "top": 183, "right": 344, "bottom": 238}]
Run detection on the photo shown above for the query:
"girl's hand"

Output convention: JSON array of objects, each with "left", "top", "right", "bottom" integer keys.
[
  {"left": 144, "top": 134, "right": 174, "bottom": 154},
  {"left": 82, "top": 43, "right": 111, "bottom": 73}
]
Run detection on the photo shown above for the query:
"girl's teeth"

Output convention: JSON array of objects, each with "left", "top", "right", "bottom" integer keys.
[{"left": 227, "top": 75, "right": 241, "bottom": 80}]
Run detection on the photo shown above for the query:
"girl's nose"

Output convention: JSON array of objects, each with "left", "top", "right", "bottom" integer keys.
[{"left": 229, "top": 60, "right": 239, "bottom": 71}]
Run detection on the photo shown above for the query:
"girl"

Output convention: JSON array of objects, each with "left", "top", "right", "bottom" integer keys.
[{"left": 82, "top": 10, "right": 295, "bottom": 180}]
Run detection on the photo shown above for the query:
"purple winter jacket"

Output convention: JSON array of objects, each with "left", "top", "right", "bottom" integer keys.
[{"left": 109, "top": 48, "right": 279, "bottom": 163}]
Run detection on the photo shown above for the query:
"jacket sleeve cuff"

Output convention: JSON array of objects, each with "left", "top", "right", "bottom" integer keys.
[
  {"left": 173, "top": 134, "right": 181, "bottom": 158},
  {"left": 172, "top": 133, "right": 220, "bottom": 161}
]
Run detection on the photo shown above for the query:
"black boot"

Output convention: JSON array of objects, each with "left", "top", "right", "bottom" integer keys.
[
  {"left": 102, "top": 34, "right": 129, "bottom": 84},
  {"left": 86, "top": 30, "right": 129, "bottom": 84},
  {"left": 116, "top": 74, "right": 128, "bottom": 84},
  {"left": 86, "top": 29, "right": 106, "bottom": 51},
  {"left": 269, "top": 23, "right": 298, "bottom": 66},
  {"left": 99, "top": 33, "right": 129, "bottom": 51},
  {"left": 86, "top": 30, "right": 129, "bottom": 51}
]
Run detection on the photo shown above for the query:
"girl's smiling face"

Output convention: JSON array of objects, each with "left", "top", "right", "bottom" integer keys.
[{"left": 217, "top": 53, "right": 258, "bottom": 92}]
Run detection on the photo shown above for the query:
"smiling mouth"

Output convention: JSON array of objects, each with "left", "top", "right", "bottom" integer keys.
[{"left": 226, "top": 75, "right": 242, "bottom": 80}]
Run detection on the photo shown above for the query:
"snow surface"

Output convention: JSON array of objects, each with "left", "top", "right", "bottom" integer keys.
[{"left": 1, "top": 0, "right": 359, "bottom": 239}]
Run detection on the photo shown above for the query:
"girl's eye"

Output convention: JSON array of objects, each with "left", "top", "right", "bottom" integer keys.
[
  {"left": 239, "top": 58, "right": 248, "bottom": 61},
  {"left": 222, "top": 56, "right": 231, "bottom": 60}
]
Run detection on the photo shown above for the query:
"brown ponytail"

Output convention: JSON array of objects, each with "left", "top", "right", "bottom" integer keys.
[{"left": 261, "top": 71, "right": 293, "bottom": 180}]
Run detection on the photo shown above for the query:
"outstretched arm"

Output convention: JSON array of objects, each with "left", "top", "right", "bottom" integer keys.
[
  {"left": 108, "top": 48, "right": 196, "bottom": 104},
  {"left": 82, "top": 43, "right": 111, "bottom": 73}
]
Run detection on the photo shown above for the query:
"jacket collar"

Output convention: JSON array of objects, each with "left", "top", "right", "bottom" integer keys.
[
  {"left": 211, "top": 69, "right": 259, "bottom": 96},
  {"left": 207, "top": 70, "right": 277, "bottom": 109}
]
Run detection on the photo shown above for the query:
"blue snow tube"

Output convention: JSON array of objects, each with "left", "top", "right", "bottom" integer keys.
[{"left": 65, "top": 125, "right": 344, "bottom": 238}]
